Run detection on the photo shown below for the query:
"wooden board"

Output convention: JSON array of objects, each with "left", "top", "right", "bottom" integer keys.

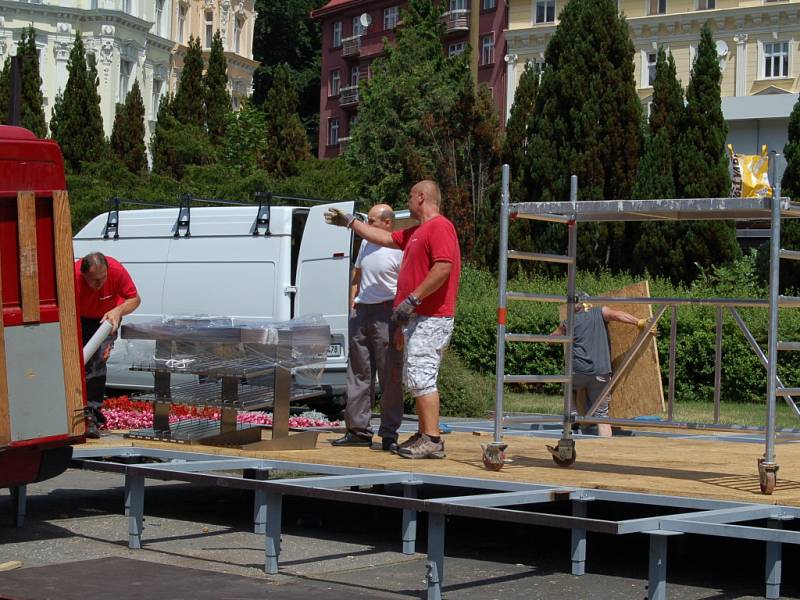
[
  {"left": 53, "top": 191, "right": 85, "bottom": 436},
  {"left": 16, "top": 191, "right": 40, "bottom": 323},
  {"left": 0, "top": 231, "right": 9, "bottom": 447},
  {"left": 604, "top": 281, "right": 665, "bottom": 418}
]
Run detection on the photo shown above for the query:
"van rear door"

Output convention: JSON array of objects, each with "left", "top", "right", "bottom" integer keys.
[{"left": 294, "top": 202, "right": 354, "bottom": 371}]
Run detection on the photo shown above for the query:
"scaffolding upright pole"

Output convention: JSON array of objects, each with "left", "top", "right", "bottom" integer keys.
[{"left": 493, "top": 164, "right": 511, "bottom": 443}]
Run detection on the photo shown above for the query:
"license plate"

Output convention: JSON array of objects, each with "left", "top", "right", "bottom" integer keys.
[{"left": 327, "top": 343, "right": 343, "bottom": 358}]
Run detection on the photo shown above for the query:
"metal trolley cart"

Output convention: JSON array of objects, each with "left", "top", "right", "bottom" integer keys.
[
  {"left": 490, "top": 160, "right": 800, "bottom": 494},
  {"left": 121, "top": 316, "right": 330, "bottom": 450}
]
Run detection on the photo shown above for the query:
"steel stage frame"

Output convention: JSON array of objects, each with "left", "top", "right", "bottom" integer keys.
[
  {"left": 490, "top": 160, "right": 800, "bottom": 494},
  {"left": 4, "top": 446, "right": 799, "bottom": 600}
]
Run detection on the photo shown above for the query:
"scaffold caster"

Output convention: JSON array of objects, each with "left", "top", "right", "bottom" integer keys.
[
  {"left": 547, "top": 438, "right": 576, "bottom": 468},
  {"left": 758, "top": 457, "right": 779, "bottom": 495},
  {"left": 481, "top": 442, "right": 508, "bottom": 471}
]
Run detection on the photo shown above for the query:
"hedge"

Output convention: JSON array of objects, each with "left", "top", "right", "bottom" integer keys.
[{"left": 451, "top": 255, "right": 800, "bottom": 405}]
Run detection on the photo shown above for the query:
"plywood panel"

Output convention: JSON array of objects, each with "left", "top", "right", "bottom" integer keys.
[
  {"left": 0, "top": 235, "right": 9, "bottom": 447},
  {"left": 16, "top": 191, "right": 40, "bottom": 323},
  {"left": 605, "top": 281, "right": 665, "bottom": 418},
  {"left": 53, "top": 191, "right": 85, "bottom": 436}
]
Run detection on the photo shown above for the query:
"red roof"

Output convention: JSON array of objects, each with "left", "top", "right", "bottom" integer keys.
[{"left": 311, "top": 0, "right": 368, "bottom": 19}]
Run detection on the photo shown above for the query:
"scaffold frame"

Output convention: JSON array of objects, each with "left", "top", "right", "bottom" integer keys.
[{"left": 491, "top": 160, "right": 800, "bottom": 494}]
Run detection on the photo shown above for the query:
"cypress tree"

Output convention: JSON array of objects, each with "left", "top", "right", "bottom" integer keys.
[
  {"left": 85, "top": 52, "right": 105, "bottom": 148},
  {"left": 17, "top": 26, "right": 47, "bottom": 137},
  {"left": 632, "top": 131, "right": 675, "bottom": 201},
  {"left": 205, "top": 29, "right": 230, "bottom": 142},
  {"left": 672, "top": 23, "right": 739, "bottom": 279},
  {"left": 262, "top": 63, "right": 311, "bottom": 177},
  {"left": 502, "top": 61, "right": 538, "bottom": 203},
  {"left": 150, "top": 91, "right": 175, "bottom": 173},
  {"left": 782, "top": 96, "right": 800, "bottom": 199},
  {"left": 110, "top": 79, "right": 146, "bottom": 174},
  {"left": 776, "top": 96, "right": 800, "bottom": 289},
  {"left": 52, "top": 32, "right": 104, "bottom": 171},
  {"left": 173, "top": 36, "right": 205, "bottom": 126},
  {"left": 649, "top": 47, "right": 684, "bottom": 147},
  {"left": 0, "top": 56, "right": 9, "bottom": 124},
  {"left": 526, "top": 0, "right": 642, "bottom": 271}
]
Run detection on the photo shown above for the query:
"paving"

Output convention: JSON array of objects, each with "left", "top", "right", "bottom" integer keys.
[{"left": 2, "top": 454, "right": 800, "bottom": 599}]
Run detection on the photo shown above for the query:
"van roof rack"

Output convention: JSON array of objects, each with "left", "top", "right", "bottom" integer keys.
[{"left": 101, "top": 193, "right": 358, "bottom": 239}]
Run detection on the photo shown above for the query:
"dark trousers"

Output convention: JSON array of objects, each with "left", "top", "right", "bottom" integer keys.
[
  {"left": 345, "top": 302, "right": 404, "bottom": 440},
  {"left": 81, "top": 317, "right": 112, "bottom": 425}
]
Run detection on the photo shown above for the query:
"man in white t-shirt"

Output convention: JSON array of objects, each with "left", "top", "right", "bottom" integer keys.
[{"left": 332, "top": 204, "right": 405, "bottom": 450}]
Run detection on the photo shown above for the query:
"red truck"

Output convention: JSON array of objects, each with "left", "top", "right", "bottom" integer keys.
[{"left": 0, "top": 125, "right": 86, "bottom": 520}]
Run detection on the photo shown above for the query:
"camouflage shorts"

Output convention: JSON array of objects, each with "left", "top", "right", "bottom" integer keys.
[{"left": 402, "top": 316, "right": 454, "bottom": 398}]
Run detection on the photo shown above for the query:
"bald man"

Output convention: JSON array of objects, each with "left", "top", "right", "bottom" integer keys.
[
  {"left": 325, "top": 181, "right": 462, "bottom": 459},
  {"left": 331, "top": 204, "right": 405, "bottom": 450}
]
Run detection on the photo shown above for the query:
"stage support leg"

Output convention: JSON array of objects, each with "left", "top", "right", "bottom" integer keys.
[
  {"left": 124, "top": 472, "right": 144, "bottom": 550},
  {"left": 245, "top": 468, "right": 270, "bottom": 534},
  {"left": 571, "top": 500, "right": 588, "bottom": 575},
  {"left": 426, "top": 512, "right": 445, "bottom": 600},
  {"left": 264, "top": 493, "right": 283, "bottom": 575},
  {"left": 402, "top": 481, "right": 420, "bottom": 555},
  {"left": 10, "top": 485, "right": 26, "bottom": 527},
  {"left": 766, "top": 518, "right": 783, "bottom": 600}
]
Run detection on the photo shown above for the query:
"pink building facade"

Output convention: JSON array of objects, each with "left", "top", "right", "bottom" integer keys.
[{"left": 311, "top": 0, "right": 508, "bottom": 159}]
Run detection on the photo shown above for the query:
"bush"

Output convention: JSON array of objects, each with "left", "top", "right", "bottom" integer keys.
[{"left": 453, "top": 257, "right": 800, "bottom": 405}]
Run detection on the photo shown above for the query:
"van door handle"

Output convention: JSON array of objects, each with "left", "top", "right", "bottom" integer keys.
[{"left": 285, "top": 286, "right": 297, "bottom": 295}]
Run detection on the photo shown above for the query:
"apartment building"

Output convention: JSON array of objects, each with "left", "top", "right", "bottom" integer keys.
[
  {"left": 506, "top": 0, "right": 800, "bottom": 155},
  {"left": 311, "top": 0, "right": 508, "bottom": 159},
  {"left": 0, "top": 0, "right": 256, "bottom": 143}
]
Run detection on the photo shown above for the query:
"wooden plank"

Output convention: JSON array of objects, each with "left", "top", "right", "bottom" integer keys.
[
  {"left": 16, "top": 191, "right": 40, "bottom": 323},
  {"left": 52, "top": 191, "right": 85, "bottom": 436},
  {"left": 0, "top": 227, "right": 10, "bottom": 447}
]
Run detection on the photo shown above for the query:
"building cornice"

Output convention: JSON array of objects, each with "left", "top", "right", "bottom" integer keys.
[
  {"left": 311, "top": 0, "right": 381, "bottom": 21},
  {"left": 507, "top": 3, "right": 800, "bottom": 48}
]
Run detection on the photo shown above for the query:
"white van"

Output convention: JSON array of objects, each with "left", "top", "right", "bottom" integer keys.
[{"left": 73, "top": 199, "right": 355, "bottom": 414}]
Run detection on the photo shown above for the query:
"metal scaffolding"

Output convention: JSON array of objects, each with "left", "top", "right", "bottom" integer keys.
[{"left": 491, "top": 160, "right": 800, "bottom": 494}]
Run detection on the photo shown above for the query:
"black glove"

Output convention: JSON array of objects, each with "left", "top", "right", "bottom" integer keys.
[
  {"left": 392, "top": 295, "right": 421, "bottom": 324},
  {"left": 324, "top": 208, "right": 355, "bottom": 228}
]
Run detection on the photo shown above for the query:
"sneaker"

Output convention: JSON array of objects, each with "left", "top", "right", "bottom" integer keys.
[
  {"left": 331, "top": 431, "right": 373, "bottom": 447},
  {"left": 396, "top": 433, "right": 445, "bottom": 459},
  {"left": 390, "top": 432, "right": 421, "bottom": 455}
]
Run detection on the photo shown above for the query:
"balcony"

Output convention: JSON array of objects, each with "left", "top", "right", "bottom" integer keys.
[
  {"left": 441, "top": 9, "right": 470, "bottom": 33},
  {"left": 339, "top": 136, "right": 351, "bottom": 155},
  {"left": 339, "top": 85, "right": 360, "bottom": 108},
  {"left": 342, "top": 35, "right": 362, "bottom": 58}
]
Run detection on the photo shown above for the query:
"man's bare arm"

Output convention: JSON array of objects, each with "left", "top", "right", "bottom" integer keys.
[
  {"left": 411, "top": 261, "right": 451, "bottom": 300},
  {"left": 601, "top": 306, "right": 640, "bottom": 325},
  {"left": 350, "top": 268, "right": 361, "bottom": 309},
  {"left": 350, "top": 220, "right": 400, "bottom": 249},
  {"left": 102, "top": 294, "right": 141, "bottom": 333}
]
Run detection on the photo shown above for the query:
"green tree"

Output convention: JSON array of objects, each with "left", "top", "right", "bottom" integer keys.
[
  {"left": 252, "top": 0, "right": 324, "bottom": 147},
  {"left": 526, "top": 0, "right": 642, "bottom": 272},
  {"left": 502, "top": 61, "right": 539, "bottom": 203},
  {"left": 222, "top": 97, "right": 267, "bottom": 174},
  {"left": 773, "top": 95, "right": 800, "bottom": 290},
  {"left": 649, "top": 47, "right": 684, "bottom": 148},
  {"left": 85, "top": 53, "right": 105, "bottom": 148},
  {"left": 17, "top": 26, "right": 47, "bottom": 137},
  {"left": 110, "top": 79, "right": 146, "bottom": 174},
  {"left": 262, "top": 63, "right": 311, "bottom": 177},
  {"left": 0, "top": 57, "right": 9, "bottom": 125},
  {"left": 151, "top": 92, "right": 215, "bottom": 179},
  {"left": 205, "top": 29, "right": 230, "bottom": 143},
  {"left": 51, "top": 32, "right": 104, "bottom": 171},
  {"left": 783, "top": 96, "right": 800, "bottom": 199},
  {"left": 173, "top": 36, "right": 205, "bottom": 126}
]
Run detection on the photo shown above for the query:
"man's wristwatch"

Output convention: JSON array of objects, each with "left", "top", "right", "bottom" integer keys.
[{"left": 408, "top": 294, "right": 421, "bottom": 306}]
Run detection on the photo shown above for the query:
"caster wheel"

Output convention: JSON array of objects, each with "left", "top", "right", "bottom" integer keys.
[
  {"left": 758, "top": 457, "right": 779, "bottom": 495},
  {"left": 552, "top": 450, "right": 577, "bottom": 468},
  {"left": 481, "top": 443, "right": 507, "bottom": 471}
]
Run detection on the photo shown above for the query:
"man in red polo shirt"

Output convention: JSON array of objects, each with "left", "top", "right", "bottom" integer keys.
[
  {"left": 75, "top": 252, "right": 141, "bottom": 438},
  {"left": 325, "top": 180, "right": 461, "bottom": 459}
]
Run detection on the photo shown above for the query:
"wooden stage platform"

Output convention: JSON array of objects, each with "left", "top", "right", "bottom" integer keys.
[{"left": 86, "top": 428, "right": 800, "bottom": 507}]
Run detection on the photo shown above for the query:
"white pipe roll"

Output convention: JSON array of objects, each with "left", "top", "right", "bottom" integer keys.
[{"left": 83, "top": 320, "right": 114, "bottom": 366}]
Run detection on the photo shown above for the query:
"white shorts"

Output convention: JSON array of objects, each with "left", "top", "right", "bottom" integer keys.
[{"left": 402, "top": 316, "right": 454, "bottom": 398}]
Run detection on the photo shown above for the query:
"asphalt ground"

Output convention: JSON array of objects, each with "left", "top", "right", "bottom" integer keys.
[{"left": 2, "top": 459, "right": 800, "bottom": 599}]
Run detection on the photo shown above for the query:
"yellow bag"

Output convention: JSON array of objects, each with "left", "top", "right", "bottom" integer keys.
[{"left": 728, "top": 144, "right": 772, "bottom": 199}]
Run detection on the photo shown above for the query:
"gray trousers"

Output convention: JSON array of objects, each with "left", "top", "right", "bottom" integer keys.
[{"left": 345, "top": 301, "right": 404, "bottom": 440}]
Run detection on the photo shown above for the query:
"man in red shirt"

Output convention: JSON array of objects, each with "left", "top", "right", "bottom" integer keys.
[
  {"left": 75, "top": 252, "right": 141, "bottom": 438},
  {"left": 325, "top": 180, "right": 461, "bottom": 459}
]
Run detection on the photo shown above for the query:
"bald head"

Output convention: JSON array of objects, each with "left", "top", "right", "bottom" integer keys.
[
  {"left": 407, "top": 180, "right": 442, "bottom": 220},
  {"left": 367, "top": 203, "right": 395, "bottom": 231}
]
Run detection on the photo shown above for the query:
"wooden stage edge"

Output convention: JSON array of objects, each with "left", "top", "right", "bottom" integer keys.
[{"left": 82, "top": 429, "right": 800, "bottom": 507}]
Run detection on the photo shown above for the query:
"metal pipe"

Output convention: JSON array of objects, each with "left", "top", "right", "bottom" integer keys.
[
  {"left": 668, "top": 306, "right": 677, "bottom": 422},
  {"left": 765, "top": 161, "right": 783, "bottom": 465},
  {"left": 714, "top": 306, "right": 723, "bottom": 424},
  {"left": 83, "top": 321, "right": 113, "bottom": 365},
  {"left": 493, "top": 164, "right": 510, "bottom": 444},
  {"left": 561, "top": 175, "right": 578, "bottom": 442}
]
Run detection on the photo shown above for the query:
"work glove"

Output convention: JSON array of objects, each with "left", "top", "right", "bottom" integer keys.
[
  {"left": 391, "top": 295, "right": 421, "bottom": 324},
  {"left": 324, "top": 208, "right": 355, "bottom": 228},
  {"left": 637, "top": 318, "right": 658, "bottom": 336}
]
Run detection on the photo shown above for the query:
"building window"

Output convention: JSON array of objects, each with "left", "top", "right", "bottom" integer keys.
[
  {"left": 697, "top": 0, "right": 715, "bottom": 8},
  {"left": 155, "top": 0, "right": 164, "bottom": 36},
  {"left": 333, "top": 21, "right": 343, "bottom": 47},
  {"left": 483, "top": 0, "right": 496, "bottom": 9},
  {"left": 152, "top": 78, "right": 163, "bottom": 117},
  {"left": 481, "top": 34, "right": 494, "bottom": 65},
  {"left": 764, "top": 41, "right": 789, "bottom": 78},
  {"left": 353, "top": 16, "right": 366, "bottom": 37},
  {"left": 451, "top": 0, "right": 468, "bottom": 10},
  {"left": 384, "top": 6, "right": 399, "bottom": 30},
  {"left": 178, "top": 5, "right": 187, "bottom": 43},
  {"left": 648, "top": 0, "right": 667, "bottom": 15},
  {"left": 205, "top": 10, "right": 214, "bottom": 48},
  {"left": 330, "top": 69, "right": 341, "bottom": 96},
  {"left": 534, "top": 0, "right": 555, "bottom": 23},
  {"left": 449, "top": 42, "right": 466, "bottom": 57},
  {"left": 234, "top": 17, "right": 243, "bottom": 54},
  {"left": 119, "top": 59, "right": 132, "bottom": 102},
  {"left": 329, "top": 118, "right": 340, "bottom": 146},
  {"left": 645, "top": 51, "right": 657, "bottom": 87},
  {"left": 350, "top": 66, "right": 360, "bottom": 86}
]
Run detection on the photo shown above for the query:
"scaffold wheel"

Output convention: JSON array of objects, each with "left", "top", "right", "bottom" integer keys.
[
  {"left": 552, "top": 450, "right": 577, "bottom": 468},
  {"left": 481, "top": 442, "right": 508, "bottom": 471},
  {"left": 758, "top": 457, "right": 779, "bottom": 495}
]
